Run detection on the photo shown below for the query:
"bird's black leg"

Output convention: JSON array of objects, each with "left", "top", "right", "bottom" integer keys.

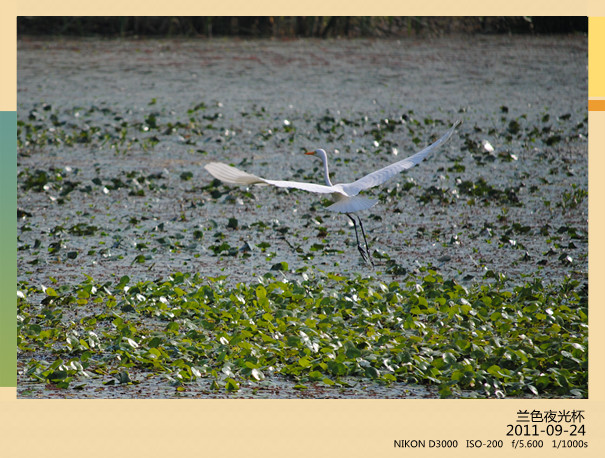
[
  {"left": 355, "top": 215, "right": 374, "bottom": 267},
  {"left": 347, "top": 214, "right": 374, "bottom": 267}
]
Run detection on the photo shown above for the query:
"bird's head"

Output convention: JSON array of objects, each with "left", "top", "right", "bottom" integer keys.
[
  {"left": 305, "top": 149, "right": 331, "bottom": 185},
  {"left": 305, "top": 148, "right": 327, "bottom": 162}
]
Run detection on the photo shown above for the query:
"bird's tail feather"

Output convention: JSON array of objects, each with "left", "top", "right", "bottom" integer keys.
[{"left": 327, "top": 195, "right": 377, "bottom": 213}]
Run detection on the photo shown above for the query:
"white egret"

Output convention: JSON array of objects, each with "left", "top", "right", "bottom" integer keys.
[{"left": 205, "top": 120, "right": 461, "bottom": 265}]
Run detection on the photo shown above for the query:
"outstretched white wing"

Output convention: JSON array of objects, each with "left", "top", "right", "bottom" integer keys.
[
  {"left": 205, "top": 121, "right": 460, "bottom": 200},
  {"left": 340, "top": 120, "right": 461, "bottom": 196},
  {"left": 204, "top": 162, "right": 338, "bottom": 195}
]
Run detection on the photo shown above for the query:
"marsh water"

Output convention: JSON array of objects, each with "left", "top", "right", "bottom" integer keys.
[{"left": 17, "top": 36, "right": 587, "bottom": 398}]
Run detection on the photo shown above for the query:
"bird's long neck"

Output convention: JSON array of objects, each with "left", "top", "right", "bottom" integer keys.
[{"left": 319, "top": 151, "right": 333, "bottom": 187}]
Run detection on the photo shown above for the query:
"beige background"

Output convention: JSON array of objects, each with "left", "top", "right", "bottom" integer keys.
[{"left": 3, "top": 4, "right": 603, "bottom": 457}]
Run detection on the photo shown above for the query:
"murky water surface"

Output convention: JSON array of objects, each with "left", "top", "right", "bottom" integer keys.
[{"left": 17, "top": 36, "right": 587, "bottom": 398}]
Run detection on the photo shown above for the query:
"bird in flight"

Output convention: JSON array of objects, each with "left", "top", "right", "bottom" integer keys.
[{"left": 205, "top": 120, "right": 461, "bottom": 266}]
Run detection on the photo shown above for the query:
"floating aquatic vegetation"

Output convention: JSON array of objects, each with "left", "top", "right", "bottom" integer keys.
[{"left": 17, "top": 269, "right": 587, "bottom": 398}]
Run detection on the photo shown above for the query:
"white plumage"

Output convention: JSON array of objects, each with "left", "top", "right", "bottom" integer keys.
[{"left": 205, "top": 120, "right": 461, "bottom": 265}]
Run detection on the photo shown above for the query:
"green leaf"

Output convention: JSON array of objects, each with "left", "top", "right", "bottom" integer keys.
[
  {"left": 487, "top": 365, "right": 503, "bottom": 378},
  {"left": 364, "top": 366, "right": 380, "bottom": 378},
  {"left": 225, "top": 378, "right": 240, "bottom": 391},
  {"left": 255, "top": 285, "right": 267, "bottom": 300},
  {"left": 270, "top": 261, "right": 288, "bottom": 271},
  {"left": 442, "top": 351, "right": 457, "bottom": 365},
  {"left": 327, "top": 361, "right": 348, "bottom": 376},
  {"left": 117, "top": 371, "right": 132, "bottom": 384},
  {"left": 308, "top": 371, "right": 323, "bottom": 380},
  {"left": 298, "top": 357, "right": 311, "bottom": 368},
  {"left": 48, "top": 370, "right": 68, "bottom": 382}
]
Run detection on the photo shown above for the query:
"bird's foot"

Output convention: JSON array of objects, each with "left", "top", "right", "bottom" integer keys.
[{"left": 357, "top": 244, "right": 374, "bottom": 267}]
